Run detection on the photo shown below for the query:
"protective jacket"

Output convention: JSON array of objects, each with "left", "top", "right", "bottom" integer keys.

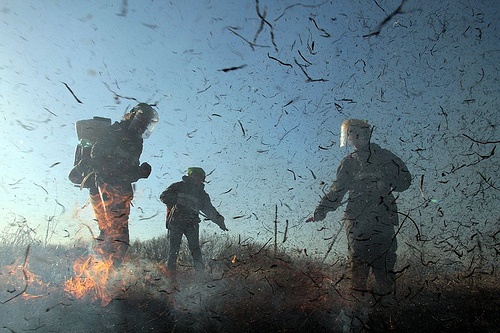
[
  {"left": 90, "top": 121, "right": 144, "bottom": 186},
  {"left": 315, "top": 143, "right": 411, "bottom": 226},
  {"left": 160, "top": 176, "right": 225, "bottom": 229}
]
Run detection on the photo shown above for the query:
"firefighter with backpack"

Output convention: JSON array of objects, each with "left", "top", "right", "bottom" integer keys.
[{"left": 69, "top": 103, "right": 159, "bottom": 264}]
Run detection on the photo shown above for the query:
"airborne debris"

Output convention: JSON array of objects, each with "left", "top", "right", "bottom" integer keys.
[
  {"left": 227, "top": 27, "right": 268, "bottom": 50},
  {"left": 293, "top": 58, "right": 328, "bottom": 82},
  {"left": 44, "top": 108, "right": 57, "bottom": 117},
  {"left": 308, "top": 17, "right": 331, "bottom": 38},
  {"left": 255, "top": 0, "right": 278, "bottom": 51},
  {"left": 307, "top": 167, "right": 317, "bottom": 180},
  {"left": 237, "top": 120, "right": 246, "bottom": 137},
  {"left": 103, "top": 82, "right": 139, "bottom": 104},
  {"left": 297, "top": 50, "right": 312, "bottom": 65},
  {"left": 219, "top": 64, "right": 247, "bottom": 72},
  {"left": 363, "top": 0, "right": 407, "bottom": 38},
  {"left": 267, "top": 53, "right": 293, "bottom": 67},
  {"left": 221, "top": 188, "right": 233, "bottom": 194},
  {"left": 287, "top": 169, "right": 297, "bottom": 180},
  {"left": 62, "top": 82, "right": 83, "bottom": 104}
]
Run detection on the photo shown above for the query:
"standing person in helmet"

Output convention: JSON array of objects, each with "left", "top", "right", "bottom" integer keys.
[
  {"left": 160, "top": 167, "right": 228, "bottom": 275},
  {"left": 89, "top": 103, "right": 159, "bottom": 264},
  {"left": 307, "top": 119, "right": 411, "bottom": 296}
]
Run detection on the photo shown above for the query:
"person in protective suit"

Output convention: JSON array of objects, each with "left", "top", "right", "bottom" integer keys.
[
  {"left": 87, "top": 103, "right": 159, "bottom": 263},
  {"left": 307, "top": 119, "right": 411, "bottom": 295},
  {"left": 160, "top": 167, "right": 228, "bottom": 275}
]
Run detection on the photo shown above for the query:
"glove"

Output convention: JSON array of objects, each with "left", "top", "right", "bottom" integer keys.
[
  {"left": 312, "top": 208, "right": 327, "bottom": 222},
  {"left": 138, "top": 162, "right": 152, "bottom": 179},
  {"left": 217, "top": 216, "right": 228, "bottom": 231}
]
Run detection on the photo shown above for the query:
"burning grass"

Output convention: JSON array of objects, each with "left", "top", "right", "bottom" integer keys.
[{"left": 0, "top": 235, "right": 499, "bottom": 332}]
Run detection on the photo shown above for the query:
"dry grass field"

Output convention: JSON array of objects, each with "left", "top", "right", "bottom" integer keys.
[{"left": 1, "top": 234, "right": 499, "bottom": 333}]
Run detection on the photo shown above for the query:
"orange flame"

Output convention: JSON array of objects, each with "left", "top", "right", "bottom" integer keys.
[
  {"left": 1, "top": 258, "right": 48, "bottom": 302},
  {"left": 231, "top": 255, "right": 237, "bottom": 264},
  {"left": 20, "top": 266, "right": 47, "bottom": 300},
  {"left": 89, "top": 183, "right": 131, "bottom": 261},
  {"left": 64, "top": 255, "right": 117, "bottom": 306}
]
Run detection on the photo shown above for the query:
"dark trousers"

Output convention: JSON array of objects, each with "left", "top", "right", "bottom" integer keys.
[
  {"left": 167, "top": 223, "right": 204, "bottom": 272},
  {"left": 346, "top": 218, "right": 398, "bottom": 294},
  {"left": 349, "top": 238, "right": 397, "bottom": 294}
]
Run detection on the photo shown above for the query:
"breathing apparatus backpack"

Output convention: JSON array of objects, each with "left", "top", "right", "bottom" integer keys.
[{"left": 68, "top": 116, "right": 111, "bottom": 188}]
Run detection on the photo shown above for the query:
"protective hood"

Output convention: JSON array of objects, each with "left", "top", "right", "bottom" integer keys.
[
  {"left": 340, "top": 119, "right": 371, "bottom": 147},
  {"left": 128, "top": 103, "right": 159, "bottom": 139}
]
